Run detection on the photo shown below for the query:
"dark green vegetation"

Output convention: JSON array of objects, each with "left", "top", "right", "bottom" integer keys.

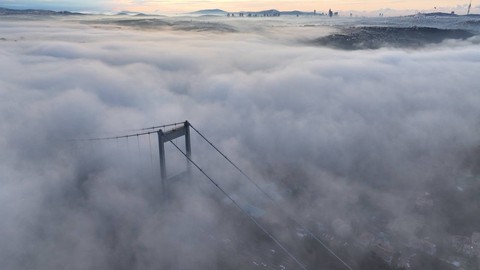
[{"left": 311, "top": 27, "right": 474, "bottom": 50}]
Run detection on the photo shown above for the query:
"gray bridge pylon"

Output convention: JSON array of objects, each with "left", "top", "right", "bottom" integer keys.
[{"left": 157, "top": 121, "right": 192, "bottom": 200}]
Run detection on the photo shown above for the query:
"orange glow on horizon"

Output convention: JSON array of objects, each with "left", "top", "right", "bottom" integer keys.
[{"left": 110, "top": 1, "right": 472, "bottom": 14}]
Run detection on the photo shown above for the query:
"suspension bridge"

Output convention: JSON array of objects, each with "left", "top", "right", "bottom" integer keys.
[{"left": 72, "top": 121, "right": 355, "bottom": 270}]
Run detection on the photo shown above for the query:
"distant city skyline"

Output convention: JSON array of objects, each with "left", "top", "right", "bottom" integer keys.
[{"left": 1, "top": 0, "right": 477, "bottom": 15}]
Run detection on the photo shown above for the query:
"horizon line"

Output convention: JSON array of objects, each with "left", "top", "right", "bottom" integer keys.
[{"left": 1, "top": 5, "right": 477, "bottom": 16}]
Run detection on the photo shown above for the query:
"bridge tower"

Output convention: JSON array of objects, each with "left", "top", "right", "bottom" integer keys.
[{"left": 157, "top": 121, "right": 192, "bottom": 200}]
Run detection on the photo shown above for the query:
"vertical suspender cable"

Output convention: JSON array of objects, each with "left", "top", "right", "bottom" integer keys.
[{"left": 148, "top": 133, "right": 155, "bottom": 178}]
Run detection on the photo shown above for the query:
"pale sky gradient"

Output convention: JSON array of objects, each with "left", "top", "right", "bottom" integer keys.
[{"left": 0, "top": 0, "right": 476, "bottom": 14}]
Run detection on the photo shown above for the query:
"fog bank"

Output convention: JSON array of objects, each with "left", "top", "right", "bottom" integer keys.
[{"left": 1, "top": 15, "right": 480, "bottom": 269}]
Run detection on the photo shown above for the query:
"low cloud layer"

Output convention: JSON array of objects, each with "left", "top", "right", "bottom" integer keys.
[{"left": 1, "top": 15, "right": 480, "bottom": 269}]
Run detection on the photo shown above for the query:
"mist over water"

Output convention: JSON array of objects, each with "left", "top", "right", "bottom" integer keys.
[{"left": 1, "top": 14, "right": 480, "bottom": 270}]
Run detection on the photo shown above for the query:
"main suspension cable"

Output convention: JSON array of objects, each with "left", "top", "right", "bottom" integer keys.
[
  {"left": 189, "top": 123, "right": 274, "bottom": 200},
  {"left": 188, "top": 123, "right": 354, "bottom": 270},
  {"left": 170, "top": 140, "right": 308, "bottom": 270}
]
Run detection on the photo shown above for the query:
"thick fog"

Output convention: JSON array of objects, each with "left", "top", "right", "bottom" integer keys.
[{"left": 1, "top": 15, "right": 480, "bottom": 270}]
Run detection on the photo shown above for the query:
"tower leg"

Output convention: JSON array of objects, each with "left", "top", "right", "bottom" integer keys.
[{"left": 158, "top": 130, "right": 167, "bottom": 200}]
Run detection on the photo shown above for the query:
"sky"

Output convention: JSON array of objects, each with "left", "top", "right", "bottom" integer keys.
[
  {"left": 1, "top": 14, "right": 480, "bottom": 269},
  {"left": 0, "top": 0, "right": 476, "bottom": 14}
]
